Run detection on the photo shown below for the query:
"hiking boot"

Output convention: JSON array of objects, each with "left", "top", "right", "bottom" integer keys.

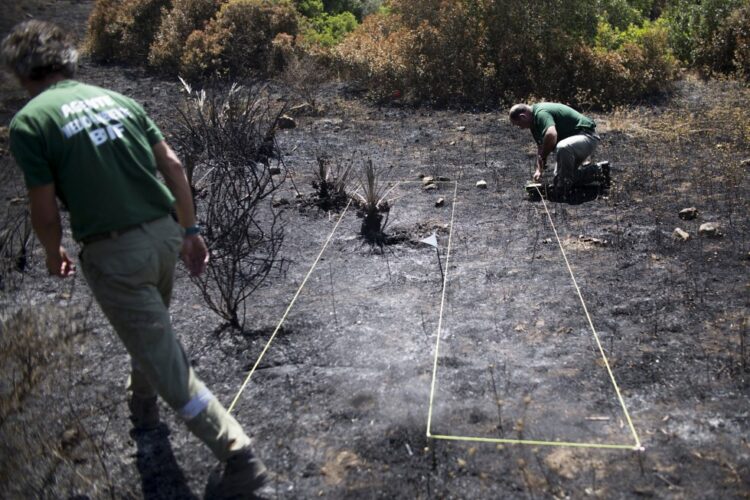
[
  {"left": 205, "top": 446, "right": 269, "bottom": 500},
  {"left": 128, "top": 394, "right": 160, "bottom": 431}
]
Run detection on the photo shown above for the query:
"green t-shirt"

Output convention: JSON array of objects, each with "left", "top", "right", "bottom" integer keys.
[
  {"left": 10, "top": 80, "right": 175, "bottom": 241},
  {"left": 531, "top": 103, "right": 596, "bottom": 145}
]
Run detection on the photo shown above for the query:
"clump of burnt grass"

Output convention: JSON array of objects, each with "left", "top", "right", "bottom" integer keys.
[
  {"left": 311, "top": 153, "right": 355, "bottom": 213},
  {"left": 0, "top": 156, "right": 33, "bottom": 293},
  {"left": 353, "top": 159, "right": 397, "bottom": 247},
  {"left": 0, "top": 306, "right": 105, "bottom": 496}
]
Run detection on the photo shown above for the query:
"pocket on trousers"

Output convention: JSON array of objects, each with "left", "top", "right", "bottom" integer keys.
[{"left": 89, "top": 247, "right": 158, "bottom": 290}]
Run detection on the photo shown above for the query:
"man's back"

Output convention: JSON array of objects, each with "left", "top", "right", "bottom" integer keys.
[
  {"left": 531, "top": 102, "right": 595, "bottom": 144},
  {"left": 10, "top": 80, "right": 174, "bottom": 241}
]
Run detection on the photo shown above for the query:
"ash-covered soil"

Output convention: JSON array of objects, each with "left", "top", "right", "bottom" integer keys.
[{"left": 1, "top": 2, "right": 748, "bottom": 499}]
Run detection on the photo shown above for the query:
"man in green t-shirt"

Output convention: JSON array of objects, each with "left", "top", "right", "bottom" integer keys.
[
  {"left": 2, "top": 20, "right": 268, "bottom": 498},
  {"left": 510, "top": 103, "right": 608, "bottom": 199}
]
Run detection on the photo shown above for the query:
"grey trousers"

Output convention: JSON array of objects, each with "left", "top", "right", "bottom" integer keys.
[
  {"left": 552, "top": 132, "right": 601, "bottom": 188},
  {"left": 80, "top": 216, "right": 251, "bottom": 461}
]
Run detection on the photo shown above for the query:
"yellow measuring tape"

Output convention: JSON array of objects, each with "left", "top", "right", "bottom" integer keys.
[
  {"left": 426, "top": 185, "right": 642, "bottom": 451},
  {"left": 226, "top": 180, "right": 641, "bottom": 452},
  {"left": 227, "top": 196, "right": 355, "bottom": 414}
]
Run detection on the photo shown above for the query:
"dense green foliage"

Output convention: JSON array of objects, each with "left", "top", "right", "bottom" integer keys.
[{"left": 84, "top": 0, "right": 748, "bottom": 106}]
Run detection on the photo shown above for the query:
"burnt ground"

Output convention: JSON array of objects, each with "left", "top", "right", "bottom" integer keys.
[{"left": 1, "top": 1, "right": 749, "bottom": 499}]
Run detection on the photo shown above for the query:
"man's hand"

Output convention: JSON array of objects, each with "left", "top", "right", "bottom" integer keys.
[
  {"left": 181, "top": 233, "right": 209, "bottom": 277},
  {"left": 46, "top": 246, "right": 75, "bottom": 277},
  {"left": 533, "top": 155, "right": 546, "bottom": 181}
]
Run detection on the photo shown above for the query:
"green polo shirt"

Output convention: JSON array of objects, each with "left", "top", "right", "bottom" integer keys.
[
  {"left": 531, "top": 103, "right": 596, "bottom": 145},
  {"left": 10, "top": 80, "right": 175, "bottom": 241}
]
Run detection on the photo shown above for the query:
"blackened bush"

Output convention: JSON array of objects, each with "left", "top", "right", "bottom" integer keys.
[
  {"left": 85, "top": 0, "right": 169, "bottom": 63},
  {"left": 180, "top": 0, "right": 300, "bottom": 80},
  {"left": 175, "top": 80, "right": 287, "bottom": 329}
]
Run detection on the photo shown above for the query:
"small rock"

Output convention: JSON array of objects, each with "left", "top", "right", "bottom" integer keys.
[
  {"left": 456, "top": 126, "right": 466, "bottom": 132},
  {"left": 424, "top": 184, "right": 438, "bottom": 191},
  {"left": 740, "top": 158, "right": 750, "bottom": 168},
  {"left": 269, "top": 166, "right": 282, "bottom": 175},
  {"left": 476, "top": 180, "right": 488, "bottom": 189},
  {"left": 422, "top": 176, "right": 434, "bottom": 185},
  {"left": 61, "top": 427, "right": 80, "bottom": 450},
  {"left": 579, "top": 235, "right": 607, "bottom": 247},
  {"left": 698, "top": 222, "right": 722, "bottom": 238},
  {"left": 673, "top": 228, "right": 690, "bottom": 241},
  {"left": 435, "top": 198, "right": 445, "bottom": 207},
  {"left": 277, "top": 115, "right": 296, "bottom": 129},
  {"left": 678, "top": 207, "right": 698, "bottom": 220}
]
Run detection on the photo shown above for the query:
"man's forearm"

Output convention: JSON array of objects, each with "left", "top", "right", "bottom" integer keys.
[
  {"left": 31, "top": 210, "right": 63, "bottom": 255},
  {"left": 28, "top": 184, "right": 63, "bottom": 255},
  {"left": 162, "top": 163, "right": 197, "bottom": 229},
  {"left": 153, "top": 141, "right": 197, "bottom": 229}
]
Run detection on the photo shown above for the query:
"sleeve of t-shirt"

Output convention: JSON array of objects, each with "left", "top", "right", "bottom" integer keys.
[
  {"left": 141, "top": 113, "right": 164, "bottom": 146},
  {"left": 124, "top": 96, "right": 164, "bottom": 146},
  {"left": 535, "top": 111, "right": 556, "bottom": 139},
  {"left": 9, "top": 116, "right": 54, "bottom": 188}
]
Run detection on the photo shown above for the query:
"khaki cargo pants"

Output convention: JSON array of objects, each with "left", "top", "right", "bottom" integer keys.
[
  {"left": 80, "top": 216, "right": 251, "bottom": 461},
  {"left": 552, "top": 131, "right": 601, "bottom": 189}
]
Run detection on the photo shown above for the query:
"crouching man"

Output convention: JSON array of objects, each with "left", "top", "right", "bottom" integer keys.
[
  {"left": 2, "top": 20, "right": 269, "bottom": 499},
  {"left": 509, "top": 102, "right": 608, "bottom": 199}
]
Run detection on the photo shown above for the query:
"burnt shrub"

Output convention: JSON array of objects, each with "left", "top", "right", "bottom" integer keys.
[
  {"left": 180, "top": 0, "right": 300, "bottom": 80},
  {"left": 175, "top": 80, "right": 287, "bottom": 330},
  {"left": 0, "top": 156, "right": 33, "bottom": 293},
  {"left": 85, "top": 0, "right": 169, "bottom": 63},
  {"left": 354, "top": 159, "right": 394, "bottom": 246},
  {"left": 148, "top": 0, "right": 220, "bottom": 72}
]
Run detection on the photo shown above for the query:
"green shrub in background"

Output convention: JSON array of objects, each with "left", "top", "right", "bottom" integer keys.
[
  {"left": 149, "top": 0, "right": 219, "bottom": 72},
  {"left": 295, "top": 0, "right": 324, "bottom": 17},
  {"left": 579, "top": 17, "right": 678, "bottom": 106},
  {"left": 664, "top": 0, "right": 748, "bottom": 77},
  {"left": 85, "top": 0, "right": 169, "bottom": 63},
  {"left": 83, "top": 0, "right": 745, "bottom": 105},
  {"left": 322, "top": 0, "right": 383, "bottom": 20},
  {"left": 303, "top": 11, "right": 358, "bottom": 47},
  {"left": 693, "top": 2, "right": 749, "bottom": 79},
  {"left": 600, "top": 0, "right": 648, "bottom": 29},
  {"left": 335, "top": 0, "right": 677, "bottom": 107},
  {"left": 180, "top": 0, "right": 300, "bottom": 80}
]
